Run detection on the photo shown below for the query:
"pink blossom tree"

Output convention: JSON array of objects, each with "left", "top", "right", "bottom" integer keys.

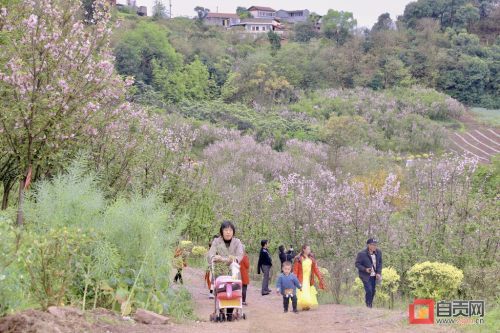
[
  {"left": 0, "top": 0, "right": 130, "bottom": 223},
  {"left": 390, "top": 155, "right": 491, "bottom": 271},
  {"left": 276, "top": 169, "right": 400, "bottom": 302}
]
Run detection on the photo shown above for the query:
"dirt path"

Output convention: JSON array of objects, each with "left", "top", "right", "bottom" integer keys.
[
  {"left": 160, "top": 267, "right": 456, "bottom": 333},
  {"left": 0, "top": 267, "right": 457, "bottom": 333}
]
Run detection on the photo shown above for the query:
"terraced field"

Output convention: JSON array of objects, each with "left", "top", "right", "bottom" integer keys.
[{"left": 449, "top": 112, "right": 500, "bottom": 163}]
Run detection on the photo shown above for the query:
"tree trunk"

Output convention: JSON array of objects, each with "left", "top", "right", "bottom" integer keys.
[
  {"left": 1, "top": 180, "right": 13, "bottom": 210},
  {"left": 15, "top": 163, "right": 32, "bottom": 226},
  {"left": 16, "top": 178, "right": 26, "bottom": 226}
]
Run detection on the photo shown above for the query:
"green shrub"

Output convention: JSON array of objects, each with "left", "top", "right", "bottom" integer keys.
[
  {"left": 17, "top": 159, "right": 186, "bottom": 314},
  {"left": 352, "top": 267, "right": 400, "bottom": 308},
  {"left": 23, "top": 227, "right": 91, "bottom": 310},
  {"left": 461, "top": 263, "right": 500, "bottom": 301},
  {"left": 164, "top": 287, "right": 195, "bottom": 320},
  {"left": 0, "top": 210, "right": 31, "bottom": 315},
  {"left": 97, "top": 193, "right": 184, "bottom": 315},
  {"left": 289, "top": 93, "right": 343, "bottom": 119},
  {"left": 387, "top": 86, "right": 465, "bottom": 120},
  {"left": 407, "top": 261, "right": 463, "bottom": 300},
  {"left": 321, "top": 115, "right": 370, "bottom": 150},
  {"left": 177, "top": 100, "right": 318, "bottom": 143},
  {"left": 471, "top": 303, "right": 500, "bottom": 333},
  {"left": 472, "top": 156, "right": 500, "bottom": 199},
  {"left": 312, "top": 88, "right": 451, "bottom": 153},
  {"left": 25, "top": 161, "right": 105, "bottom": 230},
  {"left": 379, "top": 267, "right": 400, "bottom": 308},
  {"left": 100, "top": 193, "right": 181, "bottom": 281}
]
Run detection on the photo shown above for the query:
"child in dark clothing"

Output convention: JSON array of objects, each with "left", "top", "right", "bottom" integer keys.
[
  {"left": 276, "top": 261, "right": 302, "bottom": 313},
  {"left": 173, "top": 247, "right": 187, "bottom": 284}
]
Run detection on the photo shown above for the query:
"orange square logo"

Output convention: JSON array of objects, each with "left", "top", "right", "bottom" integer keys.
[{"left": 409, "top": 299, "right": 434, "bottom": 324}]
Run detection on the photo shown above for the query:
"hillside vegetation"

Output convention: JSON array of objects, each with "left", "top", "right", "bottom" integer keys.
[{"left": 0, "top": 0, "right": 498, "bottom": 327}]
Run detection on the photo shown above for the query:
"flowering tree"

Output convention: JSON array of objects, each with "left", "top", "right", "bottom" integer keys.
[
  {"left": 0, "top": 0, "right": 130, "bottom": 223},
  {"left": 277, "top": 169, "right": 400, "bottom": 302},
  {"left": 201, "top": 136, "right": 293, "bottom": 249},
  {"left": 200, "top": 136, "right": 400, "bottom": 260},
  {"left": 391, "top": 156, "right": 492, "bottom": 267}
]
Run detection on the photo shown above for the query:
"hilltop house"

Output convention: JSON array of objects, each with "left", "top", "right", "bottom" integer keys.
[
  {"left": 248, "top": 6, "right": 276, "bottom": 18},
  {"left": 114, "top": 0, "right": 147, "bottom": 16},
  {"left": 204, "top": 13, "right": 241, "bottom": 27},
  {"left": 275, "top": 9, "right": 310, "bottom": 23},
  {"left": 230, "top": 18, "right": 282, "bottom": 34}
]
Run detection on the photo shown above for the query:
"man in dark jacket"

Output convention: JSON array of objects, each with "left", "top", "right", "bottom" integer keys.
[
  {"left": 257, "top": 239, "right": 272, "bottom": 295},
  {"left": 355, "top": 238, "right": 382, "bottom": 308}
]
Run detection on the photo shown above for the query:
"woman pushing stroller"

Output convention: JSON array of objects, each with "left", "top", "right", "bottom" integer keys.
[{"left": 207, "top": 220, "right": 244, "bottom": 322}]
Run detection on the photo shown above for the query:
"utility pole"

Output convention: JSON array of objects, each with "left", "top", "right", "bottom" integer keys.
[{"left": 169, "top": 0, "right": 172, "bottom": 18}]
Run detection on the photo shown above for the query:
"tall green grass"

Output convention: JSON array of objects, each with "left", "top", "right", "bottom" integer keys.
[{"left": 470, "top": 108, "right": 500, "bottom": 126}]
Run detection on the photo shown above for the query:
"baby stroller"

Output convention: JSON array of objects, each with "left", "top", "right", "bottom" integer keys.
[{"left": 209, "top": 260, "right": 247, "bottom": 322}]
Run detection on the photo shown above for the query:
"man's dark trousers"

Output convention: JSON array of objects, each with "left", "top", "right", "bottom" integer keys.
[
  {"left": 362, "top": 276, "right": 376, "bottom": 307},
  {"left": 261, "top": 265, "right": 271, "bottom": 294}
]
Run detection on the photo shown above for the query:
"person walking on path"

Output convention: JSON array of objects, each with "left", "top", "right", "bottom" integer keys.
[
  {"left": 207, "top": 221, "right": 244, "bottom": 321},
  {"left": 355, "top": 238, "right": 382, "bottom": 308},
  {"left": 293, "top": 244, "right": 325, "bottom": 310},
  {"left": 257, "top": 239, "right": 273, "bottom": 295},
  {"left": 276, "top": 261, "right": 302, "bottom": 313},
  {"left": 207, "top": 221, "right": 244, "bottom": 268},
  {"left": 240, "top": 246, "right": 250, "bottom": 305},
  {"left": 173, "top": 245, "right": 188, "bottom": 284}
]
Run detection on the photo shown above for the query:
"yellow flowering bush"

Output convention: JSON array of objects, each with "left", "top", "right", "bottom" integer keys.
[
  {"left": 180, "top": 240, "right": 193, "bottom": 250},
  {"left": 191, "top": 246, "right": 208, "bottom": 257},
  {"left": 352, "top": 267, "right": 400, "bottom": 308},
  {"left": 380, "top": 267, "right": 400, "bottom": 295},
  {"left": 407, "top": 261, "right": 463, "bottom": 300},
  {"left": 352, "top": 276, "right": 364, "bottom": 299}
]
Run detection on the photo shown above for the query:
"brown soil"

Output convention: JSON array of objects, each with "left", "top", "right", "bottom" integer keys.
[
  {"left": 0, "top": 266, "right": 457, "bottom": 333},
  {"left": 448, "top": 111, "right": 500, "bottom": 163}
]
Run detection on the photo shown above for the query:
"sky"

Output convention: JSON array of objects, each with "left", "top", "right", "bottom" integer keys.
[{"left": 131, "top": 0, "right": 414, "bottom": 28}]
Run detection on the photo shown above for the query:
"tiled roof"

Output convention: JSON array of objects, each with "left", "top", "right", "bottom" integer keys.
[
  {"left": 280, "top": 9, "right": 308, "bottom": 13},
  {"left": 248, "top": 6, "right": 276, "bottom": 12},
  {"left": 206, "top": 12, "right": 240, "bottom": 19}
]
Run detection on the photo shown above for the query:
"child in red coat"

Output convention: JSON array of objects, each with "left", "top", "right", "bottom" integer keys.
[{"left": 240, "top": 250, "right": 250, "bottom": 305}]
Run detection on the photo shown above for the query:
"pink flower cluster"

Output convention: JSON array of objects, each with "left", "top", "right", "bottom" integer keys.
[{"left": 0, "top": 0, "right": 130, "bottom": 171}]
